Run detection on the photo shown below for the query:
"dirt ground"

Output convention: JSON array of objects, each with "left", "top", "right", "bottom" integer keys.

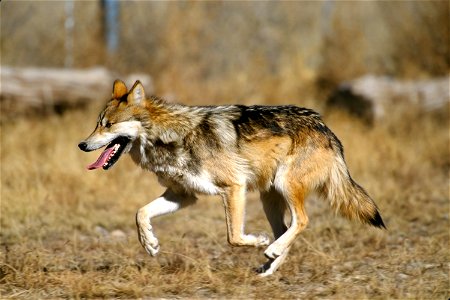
[{"left": 1, "top": 102, "right": 448, "bottom": 299}]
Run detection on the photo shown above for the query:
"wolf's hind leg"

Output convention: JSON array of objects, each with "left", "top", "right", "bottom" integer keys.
[
  {"left": 260, "top": 188, "right": 288, "bottom": 240},
  {"left": 257, "top": 188, "right": 289, "bottom": 275},
  {"left": 264, "top": 181, "right": 308, "bottom": 260},
  {"left": 136, "top": 189, "right": 196, "bottom": 256}
]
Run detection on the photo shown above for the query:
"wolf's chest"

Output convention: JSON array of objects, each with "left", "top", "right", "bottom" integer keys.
[
  {"left": 129, "top": 139, "right": 221, "bottom": 195},
  {"left": 155, "top": 169, "right": 221, "bottom": 195}
]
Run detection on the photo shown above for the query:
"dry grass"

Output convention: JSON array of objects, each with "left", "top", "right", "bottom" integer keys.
[{"left": 1, "top": 100, "right": 448, "bottom": 299}]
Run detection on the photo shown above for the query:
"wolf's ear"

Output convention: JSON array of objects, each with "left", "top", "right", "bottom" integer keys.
[
  {"left": 112, "top": 79, "right": 128, "bottom": 99},
  {"left": 128, "top": 80, "right": 146, "bottom": 105}
]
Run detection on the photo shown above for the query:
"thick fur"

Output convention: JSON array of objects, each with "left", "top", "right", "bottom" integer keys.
[{"left": 79, "top": 80, "right": 385, "bottom": 276}]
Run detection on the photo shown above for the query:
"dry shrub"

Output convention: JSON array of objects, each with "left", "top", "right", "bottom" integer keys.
[
  {"left": 315, "top": 15, "right": 368, "bottom": 99},
  {"left": 315, "top": 1, "right": 449, "bottom": 99},
  {"left": 379, "top": 1, "right": 449, "bottom": 77}
]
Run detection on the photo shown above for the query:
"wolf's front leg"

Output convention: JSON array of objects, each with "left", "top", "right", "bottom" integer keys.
[
  {"left": 136, "top": 189, "right": 196, "bottom": 256},
  {"left": 222, "top": 184, "right": 270, "bottom": 247}
]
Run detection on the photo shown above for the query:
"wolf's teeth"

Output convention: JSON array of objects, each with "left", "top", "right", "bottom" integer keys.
[{"left": 104, "top": 144, "right": 120, "bottom": 167}]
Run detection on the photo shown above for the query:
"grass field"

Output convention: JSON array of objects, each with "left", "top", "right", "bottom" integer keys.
[{"left": 1, "top": 100, "right": 448, "bottom": 299}]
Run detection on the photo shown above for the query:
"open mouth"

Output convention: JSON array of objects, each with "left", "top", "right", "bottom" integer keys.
[{"left": 87, "top": 136, "right": 130, "bottom": 170}]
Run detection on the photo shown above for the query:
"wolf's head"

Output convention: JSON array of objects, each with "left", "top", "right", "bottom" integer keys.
[{"left": 78, "top": 80, "right": 148, "bottom": 170}]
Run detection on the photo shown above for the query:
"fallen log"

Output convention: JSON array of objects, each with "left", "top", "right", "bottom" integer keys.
[
  {"left": 326, "top": 75, "right": 449, "bottom": 124},
  {"left": 1, "top": 66, "right": 153, "bottom": 115}
]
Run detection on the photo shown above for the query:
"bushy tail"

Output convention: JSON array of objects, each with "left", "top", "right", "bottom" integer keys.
[{"left": 321, "top": 155, "right": 386, "bottom": 229}]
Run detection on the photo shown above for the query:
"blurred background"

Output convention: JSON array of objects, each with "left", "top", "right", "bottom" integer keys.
[
  {"left": 2, "top": 1, "right": 448, "bottom": 108},
  {"left": 1, "top": 1, "right": 449, "bottom": 298}
]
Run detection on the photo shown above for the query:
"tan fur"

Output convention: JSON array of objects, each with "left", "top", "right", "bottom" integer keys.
[{"left": 240, "top": 136, "right": 291, "bottom": 190}]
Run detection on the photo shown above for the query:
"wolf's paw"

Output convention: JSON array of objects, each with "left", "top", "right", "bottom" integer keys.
[
  {"left": 253, "top": 234, "right": 270, "bottom": 247},
  {"left": 257, "top": 268, "right": 274, "bottom": 277},
  {"left": 144, "top": 242, "right": 160, "bottom": 256},
  {"left": 255, "top": 259, "right": 273, "bottom": 277},
  {"left": 236, "top": 234, "right": 270, "bottom": 247},
  {"left": 137, "top": 226, "right": 160, "bottom": 256},
  {"left": 264, "top": 243, "right": 284, "bottom": 259}
]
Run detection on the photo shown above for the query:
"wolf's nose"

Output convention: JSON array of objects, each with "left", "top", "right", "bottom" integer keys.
[{"left": 78, "top": 142, "right": 88, "bottom": 151}]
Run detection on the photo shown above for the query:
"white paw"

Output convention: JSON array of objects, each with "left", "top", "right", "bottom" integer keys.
[
  {"left": 137, "top": 226, "right": 160, "bottom": 256},
  {"left": 144, "top": 242, "right": 160, "bottom": 256},
  {"left": 239, "top": 234, "right": 270, "bottom": 247},
  {"left": 264, "top": 243, "right": 284, "bottom": 259},
  {"left": 257, "top": 269, "right": 274, "bottom": 277},
  {"left": 255, "top": 260, "right": 274, "bottom": 277},
  {"left": 254, "top": 234, "right": 270, "bottom": 247}
]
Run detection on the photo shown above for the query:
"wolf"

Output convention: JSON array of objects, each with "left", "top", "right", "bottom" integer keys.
[{"left": 78, "top": 80, "right": 385, "bottom": 276}]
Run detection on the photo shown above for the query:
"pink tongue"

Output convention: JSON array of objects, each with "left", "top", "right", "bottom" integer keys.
[{"left": 87, "top": 146, "right": 115, "bottom": 170}]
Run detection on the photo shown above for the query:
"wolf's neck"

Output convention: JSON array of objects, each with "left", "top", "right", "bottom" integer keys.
[{"left": 143, "top": 98, "right": 205, "bottom": 144}]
